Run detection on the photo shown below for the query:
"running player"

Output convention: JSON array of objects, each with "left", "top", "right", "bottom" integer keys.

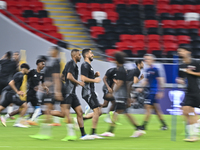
[
  {"left": 176, "top": 46, "right": 200, "bottom": 142},
  {"left": 81, "top": 48, "right": 102, "bottom": 139},
  {"left": 139, "top": 54, "right": 167, "bottom": 130},
  {"left": 51, "top": 49, "right": 92, "bottom": 140},
  {"left": 101, "top": 52, "right": 145, "bottom": 137},
  {"left": 0, "top": 63, "right": 29, "bottom": 127}
]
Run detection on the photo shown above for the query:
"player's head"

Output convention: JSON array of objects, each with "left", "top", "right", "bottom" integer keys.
[
  {"left": 20, "top": 63, "right": 30, "bottom": 74},
  {"left": 71, "top": 49, "right": 81, "bottom": 62},
  {"left": 38, "top": 55, "right": 48, "bottom": 62},
  {"left": 135, "top": 59, "right": 144, "bottom": 69},
  {"left": 82, "top": 48, "right": 93, "bottom": 62},
  {"left": 114, "top": 52, "right": 125, "bottom": 65},
  {"left": 5, "top": 51, "right": 12, "bottom": 59},
  {"left": 144, "top": 54, "right": 155, "bottom": 66},
  {"left": 36, "top": 59, "right": 45, "bottom": 70},
  {"left": 13, "top": 51, "right": 20, "bottom": 61},
  {"left": 177, "top": 46, "right": 191, "bottom": 58},
  {"left": 50, "top": 46, "right": 60, "bottom": 57}
]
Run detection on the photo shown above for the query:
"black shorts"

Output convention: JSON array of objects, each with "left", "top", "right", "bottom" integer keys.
[
  {"left": 27, "top": 91, "right": 40, "bottom": 106},
  {"left": 0, "top": 91, "right": 25, "bottom": 108},
  {"left": 42, "top": 93, "right": 55, "bottom": 104},
  {"left": 181, "top": 93, "right": 200, "bottom": 108},
  {"left": 115, "top": 98, "right": 127, "bottom": 111},
  {"left": 0, "top": 81, "right": 8, "bottom": 94},
  {"left": 103, "top": 89, "right": 115, "bottom": 101},
  {"left": 83, "top": 92, "right": 100, "bottom": 109},
  {"left": 61, "top": 94, "right": 80, "bottom": 109}
]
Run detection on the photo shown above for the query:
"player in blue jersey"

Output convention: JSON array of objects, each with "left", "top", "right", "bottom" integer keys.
[{"left": 138, "top": 54, "right": 167, "bottom": 130}]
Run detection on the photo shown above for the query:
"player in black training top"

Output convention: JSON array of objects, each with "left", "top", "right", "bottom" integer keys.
[
  {"left": 101, "top": 52, "right": 145, "bottom": 138},
  {"left": 176, "top": 46, "right": 200, "bottom": 142},
  {"left": 0, "top": 63, "right": 29, "bottom": 128},
  {"left": 81, "top": 48, "right": 102, "bottom": 139},
  {"left": 0, "top": 51, "right": 18, "bottom": 97}
]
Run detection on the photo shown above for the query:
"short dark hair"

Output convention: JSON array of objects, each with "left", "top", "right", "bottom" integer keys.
[
  {"left": 38, "top": 55, "right": 48, "bottom": 61},
  {"left": 114, "top": 52, "right": 125, "bottom": 64},
  {"left": 135, "top": 60, "right": 143, "bottom": 66},
  {"left": 52, "top": 46, "right": 60, "bottom": 51},
  {"left": 6, "top": 51, "right": 12, "bottom": 59},
  {"left": 178, "top": 46, "right": 191, "bottom": 52},
  {"left": 82, "top": 48, "right": 91, "bottom": 58},
  {"left": 36, "top": 59, "right": 45, "bottom": 65},
  {"left": 20, "top": 63, "right": 30, "bottom": 70},
  {"left": 71, "top": 49, "right": 79, "bottom": 54}
]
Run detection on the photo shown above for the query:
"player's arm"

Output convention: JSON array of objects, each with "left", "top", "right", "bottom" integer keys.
[
  {"left": 67, "top": 73, "right": 85, "bottom": 87},
  {"left": 113, "top": 79, "right": 123, "bottom": 92},
  {"left": 9, "top": 80, "right": 24, "bottom": 96},
  {"left": 176, "top": 77, "right": 185, "bottom": 85},
  {"left": 185, "top": 70, "right": 200, "bottom": 76},
  {"left": 113, "top": 70, "right": 125, "bottom": 92},
  {"left": 103, "top": 75, "right": 113, "bottom": 93}
]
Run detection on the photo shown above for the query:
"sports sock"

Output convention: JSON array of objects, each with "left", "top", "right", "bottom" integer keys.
[
  {"left": 186, "top": 124, "right": 193, "bottom": 138},
  {"left": 80, "top": 127, "right": 86, "bottom": 137},
  {"left": 91, "top": 128, "right": 96, "bottom": 135},
  {"left": 108, "top": 126, "right": 115, "bottom": 133},
  {"left": 7, "top": 106, "right": 13, "bottom": 114},
  {"left": 193, "top": 123, "right": 199, "bottom": 137},
  {"left": 160, "top": 119, "right": 167, "bottom": 126},
  {"left": 67, "top": 124, "right": 75, "bottom": 136},
  {"left": 15, "top": 117, "right": 23, "bottom": 124},
  {"left": 53, "top": 116, "right": 60, "bottom": 124},
  {"left": 40, "top": 123, "right": 51, "bottom": 136},
  {"left": 4, "top": 114, "right": 10, "bottom": 120},
  {"left": 30, "top": 107, "right": 41, "bottom": 122}
]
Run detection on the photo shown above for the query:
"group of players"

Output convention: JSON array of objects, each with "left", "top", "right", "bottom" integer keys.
[{"left": 0, "top": 46, "right": 199, "bottom": 142}]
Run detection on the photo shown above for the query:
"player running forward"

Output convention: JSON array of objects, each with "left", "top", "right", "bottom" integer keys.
[
  {"left": 0, "top": 63, "right": 29, "bottom": 127},
  {"left": 138, "top": 54, "right": 167, "bottom": 131},
  {"left": 30, "top": 46, "right": 63, "bottom": 140},
  {"left": 51, "top": 49, "right": 93, "bottom": 140},
  {"left": 81, "top": 48, "right": 102, "bottom": 139},
  {"left": 101, "top": 52, "right": 145, "bottom": 138},
  {"left": 176, "top": 46, "right": 200, "bottom": 142},
  {"left": 83, "top": 67, "right": 117, "bottom": 123}
]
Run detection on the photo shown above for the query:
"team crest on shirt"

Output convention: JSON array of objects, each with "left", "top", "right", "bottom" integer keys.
[
  {"left": 34, "top": 74, "right": 37, "bottom": 77},
  {"left": 40, "top": 76, "right": 43, "bottom": 79},
  {"left": 188, "top": 65, "right": 196, "bottom": 70},
  {"left": 91, "top": 68, "right": 93, "bottom": 71},
  {"left": 147, "top": 71, "right": 155, "bottom": 75}
]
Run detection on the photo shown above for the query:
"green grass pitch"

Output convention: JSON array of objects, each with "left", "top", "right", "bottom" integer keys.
[{"left": 0, "top": 114, "right": 199, "bottom": 150}]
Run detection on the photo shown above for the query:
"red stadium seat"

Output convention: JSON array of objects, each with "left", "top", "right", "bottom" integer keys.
[
  {"left": 171, "top": 5, "right": 183, "bottom": 14},
  {"left": 116, "top": 42, "right": 129, "bottom": 51},
  {"left": 132, "top": 35, "right": 145, "bottom": 43},
  {"left": 107, "top": 11, "right": 118, "bottom": 23},
  {"left": 120, "top": 34, "right": 133, "bottom": 43},
  {"left": 7, "top": 1, "right": 18, "bottom": 9},
  {"left": 105, "top": 49, "right": 120, "bottom": 61},
  {"left": 30, "top": 2, "right": 44, "bottom": 12},
  {"left": 147, "top": 35, "right": 161, "bottom": 43},
  {"left": 196, "top": 5, "right": 200, "bottom": 13},
  {"left": 163, "top": 42, "right": 178, "bottom": 52},
  {"left": 49, "top": 32, "right": 63, "bottom": 43},
  {"left": 131, "top": 42, "right": 146, "bottom": 53},
  {"left": 157, "top": 0, "right": 169, "bottom": 4},
  {"left": 102, "top": 3, "right": 115, "bottom": 12},
  {"left": 127, "top": 0, "right": 140, "bottom": 4},
  {"left": 14, "top": 16, "right": 26, "bottom": 24},
  {"left": 187, "top": 21, "right": 200, "bottom": 29},
  {"left": 113, "top": 0, "right": 125, "bottom": 4},
  {"left": 26, "top": 17, "right": 39, "bottom": 26},
  {"left": 145, "top": 20, "right": 158, "bottom": 28},
  {"left": 183, "top": 5, "right": 196, "bottom": 13},
  {"left": 90, "top": 26, "right": 105, "bottom": 38},
  {"left": 89, "top": 3, "right": 102, "bottom": 11},
  {"left": 79, "top": 11, "right": 92, "bottom": 23},
  {"left": 162, "top": 35, "right": 177, "bottom": 43},
  {"left": 17, "top": 1, "right": 31, "bottom": 11},
  {"left": 177, "top": 35, "right": 190, "bottom": 44},
  {"left": 8, "top": 8, "right": 22, "bottom": 18},
  {"left": 175, "top": 20, "right": 187, "bottom": 29},
  {"left": 157, "top": 4, "right": 170, "bottom": 14},
  {"left": 147, "top": 42, "right": 161, "bottom": 53},
  {"left": 161, "top": 20, "right": 175, "bottom": 28},
  {"left": 29, "top": 24, "right": 43, "bottom": 33},
  {"left": 76, "top": 3, "right": 87, "bottom": 14},
  {"left": 39, "top": 18, "right": 53, "bottom": 26},
  {"left": 43, "top": 25, "right": 58, "bottom": 34},
  {"left": 142, "top": 0, "right": 154, "bottom": 5}
]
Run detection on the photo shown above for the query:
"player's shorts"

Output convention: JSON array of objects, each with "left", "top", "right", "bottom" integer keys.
[
  {"left": 0, "top": 90, "right": 25, "bottom": 108},
  {"left": 27, "top": 90, "right": 40, "bottom": 106},
  {"left": 83, "top": 92, "right": 100, "bottom": 109},
  {"left": 0, "top": 80, "right": 8, "bottom": 94},
  {"left": 103, "top": 89, "right": 115, "bottom": 101},
  {"left": 42, "top": 93, "right": 55, "bottom": 104},
  {"left": 115, "top": 98, "right": 127, "bottom": 111},
  {"left": 144, "top": 94, "right": 158, "bottom": 105},
  {"left": 61, "top": 94, "right": 80, "bottom": 109},
  {"left": 181, "top": 93, "right": 200, "bottom": 108}
]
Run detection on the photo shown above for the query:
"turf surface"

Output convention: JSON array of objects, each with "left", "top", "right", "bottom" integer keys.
[{"left": 0, "top": 114, "right": 199, "bottom": 150}]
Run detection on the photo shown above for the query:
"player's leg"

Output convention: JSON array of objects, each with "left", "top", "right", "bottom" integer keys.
[{"left": 141, "top": 104, "right": 153, "bottom": 130}]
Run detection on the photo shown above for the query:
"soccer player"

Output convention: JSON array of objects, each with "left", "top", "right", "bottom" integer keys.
[
  {"left": 51, "top": 49, "right": 92, "bottom": 140},
  {"left": 30, "top": 46, "right": 63, "bottom": 140},
  {"left": 0, "top": 63, "right": 29, "bottom": 127},
  {"left": 139, "top": 54, "right": 167, "bottom": 130},
  {"left": 81, "top": 48, "right": 102, "bottom": 139},
  {"left": 176, "top": 46, "right": 200, "bottom": 142},
  {"left": 101, "top": 52, "right": 145, "bottom": 137}
]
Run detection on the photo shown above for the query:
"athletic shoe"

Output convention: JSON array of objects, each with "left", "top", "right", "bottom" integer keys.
[
  {"left": 49, "top": 123, "right": 61, "bottom": 126},
  {"left": 161, "top": 126, "right": 168, "bottom": 130},
  {"left": 184, "top": 137, "right": 199, "bottom": 142},
  {"left": 104, "top": 117, "right": 112, "bottom": 123},
  {"left": 90, "top": 134, "right": 104, "bottom": 139},
  {"left": 80, "top": 134, "right": 94, "bottom": 140},
  {"left": 13, "top": 123, "right": 29, "bottom": 128},
  {"left": 73, "top": 118, "right": 79, "bottom": 130},
  {"left": 85, "top": 105, "right": 91, "bottom": 115},
  {"left": 100, "top": 132, "right": 115, "bottom": 137},
  {"left": 130, "top": 130, "right": 146, "bottom": 138},
  {"left": 27, "top": 120, "right": 38, "bottom": 126},
  {"left": 1, "top": 116, "right": 6, "bottom": 127},
  {"left": 61, "top": 135, "right": 77, "bottom": 141},
  {"left": 29, "top": 134, "right": 52, "bottom": 140}
]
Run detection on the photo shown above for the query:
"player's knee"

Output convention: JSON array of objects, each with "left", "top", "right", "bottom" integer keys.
[{"left": 21, "top": 103, "right": 28, "bottom": 109}]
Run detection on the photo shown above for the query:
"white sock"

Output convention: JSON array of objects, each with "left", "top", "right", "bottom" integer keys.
[
  {"left": 7, "top": 106, "right": 13, "bottom": 114},
  {"left": 31, "top": 108, "right": 41, "bottom": 122},
  {"left": 40, "top": 123, "right": 51, "bottom": 136},
  {"left": 193, "top": 123, "right": 199, "bottom": 136},
  {"left": 53, "top": 116, "right": 60, "bottom": 124},
  {"left": 15, "top": 117, "right": 23, "bottom": 124},
  {"left": 67, "top": 124, "right": 75, "bottom": 136},
  {"left": 4, "top": 114, "right": 10, "bottom": 120}
]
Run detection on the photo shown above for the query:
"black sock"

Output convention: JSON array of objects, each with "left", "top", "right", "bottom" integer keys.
[
  {"left": 143, "top": 121, "right": 148, "bottom": 127},
  {"left": 160, "top": 119, "right": 166, "bottom": 126},
  {"left": 108, "top": 126, "right": 115, "bottom": 133},
  {"left": 134, "top": 125, "right": 140, "bottom": 130},
  {"left": 80, "top": 127, "right": 86, "bottom": 137},
  {"left": 91, "top": 128, "right": 96, "bottom": 135}
]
